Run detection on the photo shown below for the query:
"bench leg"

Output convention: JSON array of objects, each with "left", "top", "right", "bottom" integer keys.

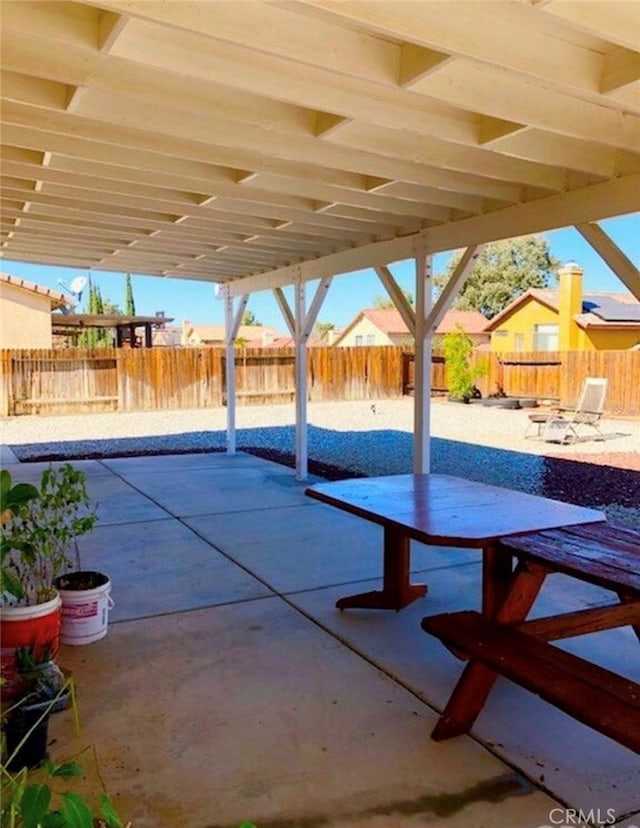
[
  {"left": 431, "top": 561, "right": 548, "bottom": 740},
  {"left": 336, "top": 527, "right": 427, "bottom": 611},
  {"left": 431, "top": 661, "right": 499, "bottom": 741}
]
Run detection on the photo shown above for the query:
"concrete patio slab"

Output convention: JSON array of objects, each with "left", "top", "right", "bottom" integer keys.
[
  {"left": 1, "top": 458, "right": 115, "bottom": 478},
  {"left": 77, "top": 518, "right": 273, "bottom": 622},
  {"left": 186, "top": 503, "right": 476, "bottom": 594},
  {"left": 3, "top": 450, "right": 637, "bottom": 827},
  {"left": 290, "top": 569, "right": 640, "bottom": 818},
  {"left": 0, "top": 444, "right": 19, "bottom": 465},
  {"left": 101, "top": 450, "right": 293, "bottom": 475},
  {"left": 108, "top": 462, "right": 319, "bottom": 518},
  {"left": 52, "top": 598, "right": 562, "bottom": 828}
]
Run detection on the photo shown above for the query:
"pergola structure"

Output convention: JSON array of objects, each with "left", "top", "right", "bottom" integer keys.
[
  {"left": 51, "top": 312, "right": 174, "bottom": 347},
  {"left": 1, "top": 1, "right": 639, "bottom": 477}
]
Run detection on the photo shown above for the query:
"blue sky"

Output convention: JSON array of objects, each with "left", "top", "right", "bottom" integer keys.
[{"left": 3, "top": 213, "right": 638, "bottom": 333}]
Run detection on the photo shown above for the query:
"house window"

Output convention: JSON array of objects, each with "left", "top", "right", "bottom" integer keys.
[
  {"left": 366, "top": 334, "right": 375, "bottom": 346},
  {"left": 355, "top": 335, "right": 363, "bottom": 346},
  {"left": 533, "top": 323, "right": 559, "bottom": 351}
]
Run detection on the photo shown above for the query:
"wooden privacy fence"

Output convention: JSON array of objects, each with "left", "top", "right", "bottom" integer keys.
[
  {"left": 1, "top": 346, "right": 638, "bottom": 416},
  {"left": 491, "top": 350, "right": 640, "bottom": 414}
]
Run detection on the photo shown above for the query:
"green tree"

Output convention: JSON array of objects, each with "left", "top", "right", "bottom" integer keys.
[
  {"left": 313, "top": 321, "right": 336, "bottom": 341},
  {"left": 241, "top": 309, "right": 260, "bottom": 325},
  {"left": 442, "top": 328, "right": 487, "bottom": 402},
  {"left": 435, "top": 235, "right": 559, "bottom": 319},
  {"left": 78, "top": 279, "right": 122, "bottom": 348},
  {"left": 125, "top": 273, "right": 136, "bottom": 316}
]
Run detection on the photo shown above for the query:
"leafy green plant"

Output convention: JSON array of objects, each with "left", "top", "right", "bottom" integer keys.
[
  {"left": 1, "top": 673, "right": 126, "bottom": 828},
  {"left": 1, "top": 757, "right": 126, "bottom": 828},
  {"left": 1, "top": 465, "right": 97, "bottom": 607},
  {"left": 0, "top": 472, "right": 39, "bottom": 528},
  {"left": 443, "top": 328, "right": 487, "bottom": 402}
]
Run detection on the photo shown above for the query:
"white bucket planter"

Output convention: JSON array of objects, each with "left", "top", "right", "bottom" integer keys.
[{"left": 54, "top": 571, "right": 113, "bottom": 646}]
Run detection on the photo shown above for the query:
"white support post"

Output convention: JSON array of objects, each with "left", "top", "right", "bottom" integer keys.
[
  {"left": 294, "top": 279, "right": 308, "bottom": 480},
  {"left": 424, "top": 245, "right": 484, "bottom": 333},
  {"left": 272, "top": 286, "right": 295, "bottom": 337},
  {"left": 413, "top": 244, "right": 482, "bottom": 472},
  {"left": 303, "top": 277, "right": 332, "bottom": 339},
  {"left": 413, "top": 241, "right": 433, "bottom": 473},
  {"left": 224, "top": 290, "right": 249, "bottom": 455},
  {"left": 374, "top": 265, "right": 416, "bottom": 337},
  {"left": 292, "top": 276, "right": 333, "bottom": 481}
]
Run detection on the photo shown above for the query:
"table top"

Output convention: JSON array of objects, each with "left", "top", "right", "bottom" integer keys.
[{"left": 305, "top": 474, "right": 605, "bottom": 548}]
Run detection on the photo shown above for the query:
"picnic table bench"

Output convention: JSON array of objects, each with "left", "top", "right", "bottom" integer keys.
[{"left": 421, "top": 522, "right": 640, "bottom": 753}]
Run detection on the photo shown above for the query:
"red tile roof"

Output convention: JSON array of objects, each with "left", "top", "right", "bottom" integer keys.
[
  {"left": 361, "top": 307, "right": 488, "bottom": 335},
  {"left": 0, "top": 272, "right": 69, "bottom": 308}
]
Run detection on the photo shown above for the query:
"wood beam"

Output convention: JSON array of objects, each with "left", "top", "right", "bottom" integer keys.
[
  {"left": 374, "top": 265, "right": 416, "bottom": 337},
  {"left": 423, "top": 246, "right": 484, "bottom": 336},
  {"left": 273, "top": 287, "right": 295, "bottom": 337},
  {"left": 227, "top": 174, "right": 640, "bottom": 294},
  {"left": 575, "top": 221, "right": 640, "bottom": 299}
]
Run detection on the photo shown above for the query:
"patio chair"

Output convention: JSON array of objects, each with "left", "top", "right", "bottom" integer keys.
[{"left": 524, "top": 377, "right": 608, "bottom": 443}]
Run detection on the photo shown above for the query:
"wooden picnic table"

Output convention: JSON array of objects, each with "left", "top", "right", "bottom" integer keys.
[
  {"left": 305, "top": 474, "right": 605, "bottom": 615},
  {"left": 306, "top": 473, "right": 639, "bottom": 750},
  {"left": 421, "top": 522, "right": 640, "bottom": 752}
]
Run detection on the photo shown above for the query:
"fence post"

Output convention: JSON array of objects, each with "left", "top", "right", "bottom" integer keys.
[{"left": 0, "top": 350, "right": 11, "bottom": 417}]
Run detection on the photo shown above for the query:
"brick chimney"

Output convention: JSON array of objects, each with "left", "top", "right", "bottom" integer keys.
[{"left": 558, "top": 262, "right": 583, "bottom": 350}]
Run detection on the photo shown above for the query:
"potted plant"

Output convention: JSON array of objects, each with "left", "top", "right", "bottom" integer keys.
[
  {"left": 2, "top": 657, "right": 70, "bottom": 772},
  {"left": 1, "top": 465, "right": 99, "bottom": 691},
  {"left": 442, "top": 328, "right": 488, "bottom": 403}
]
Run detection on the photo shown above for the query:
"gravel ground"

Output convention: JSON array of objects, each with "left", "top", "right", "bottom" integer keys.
[{"left": 2, "top": 398, "right": 639, "bottom": 526}]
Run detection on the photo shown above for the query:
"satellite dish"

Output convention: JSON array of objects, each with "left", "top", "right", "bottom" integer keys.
[
  {"left": 57, "top": 275, "right": 87, "bottom": 313},
  {"left": 69, "top": 276, "right": 87, "bottom": 296},
  {"left": 58, "top": 276, "right": 87, "bottom": 313}
]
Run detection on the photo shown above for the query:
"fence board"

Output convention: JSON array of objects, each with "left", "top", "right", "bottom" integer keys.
[
  {"left": 118, "top": 348, "right": 222, "bottom": 411},
  {"left": 3, "top": 349, "right": 117, "bottom": 415},
  {"left": 563, "top": 350, "right": 640, "bottom": 415},
  {"left": 498, "top": 352, "right": 563, "bottom": 401},
  {"left": 309, "top": 346, "right": 405, "bottom": 400},
  {"left": 2, "top": 346, "right": 638, "bottom": 417}
]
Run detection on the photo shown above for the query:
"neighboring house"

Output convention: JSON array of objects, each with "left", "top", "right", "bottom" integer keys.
[
  {"left": 332, "top": 308, "right": 489, "bottom": 347},
  {"left": 152, "top": 325, "right": 183, "bottom": 347},
  {"left": 182, "top": 321, "right": 284, "bottom": 346},
  {"left": 0, "top": 272, "right": 69, "bottom": 348},
  {"left": 243, "top": 335, "right": 323, "bottom": 348},
  {"left": 485, "top": 262, "right": 640, "bottom": 352}
]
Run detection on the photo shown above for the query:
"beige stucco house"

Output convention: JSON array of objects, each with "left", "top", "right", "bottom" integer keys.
[
  {"left": 0, "top": 272, "right": 69, "bottom": 348},
  {"left": 182, "top": 321, "right": 284, "bottom": 346},
  {"left": 332, "top": 308, "right": 489, "bottom": 347}
]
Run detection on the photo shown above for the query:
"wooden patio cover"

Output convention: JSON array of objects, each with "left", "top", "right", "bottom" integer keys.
[
  {"left": 1, "top": 1, "right": 639, "bottom": 476},
  {"left": 1, "top": 0, "right": 638, "bottom": 293}
]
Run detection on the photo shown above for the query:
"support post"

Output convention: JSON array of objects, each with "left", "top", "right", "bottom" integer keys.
[
  {"left": 294, "top": 279, "right": 308, "bottom": 480},
  {"left": 292, "top": 276, "right": 333, "bottom": 480},
  {"left": 413, "top": 240, "right": 433, "bottom": 473},
  {"left": 224, "top": 289, "right": 249, "bottom": 455}
]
